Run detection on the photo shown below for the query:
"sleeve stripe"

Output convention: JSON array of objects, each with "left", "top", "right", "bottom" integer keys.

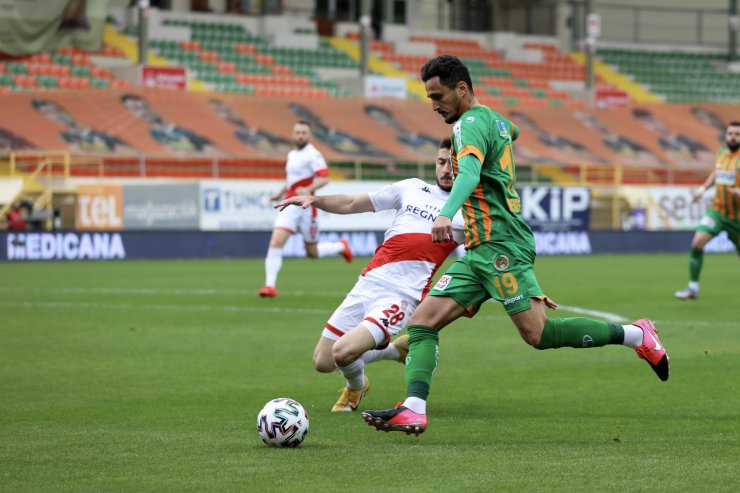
[{"left": 457, "top": 145, "right": 484, "bottom": 163}]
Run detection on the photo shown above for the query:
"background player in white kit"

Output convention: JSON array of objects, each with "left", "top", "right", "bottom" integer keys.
[
  {"left": 276, "top": 138, "right": 464, "bottom": 412},
  {"left": 259, "top": 120, "right": 353, "bottom": 298}
]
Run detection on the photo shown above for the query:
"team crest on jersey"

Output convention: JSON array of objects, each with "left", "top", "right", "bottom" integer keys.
[
  {"left": 496, "top": 120, "right": 509, "bottom": 138},
  {"left": 434, "top": 275, "right": 452, "bottom": 291},
  {"left": 493, "top": 254, "right": 509, "bottom": 271},
  {"left": 400, "top": 300, "right": 409, "bottom": 310}
]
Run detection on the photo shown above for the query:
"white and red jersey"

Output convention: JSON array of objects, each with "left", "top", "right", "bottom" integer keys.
[
  {"left": 364, "top": 178, "right": 465, "bottom": 301},
  {"left": 284, "top": 143, "right": 328, "bottom": 199}
]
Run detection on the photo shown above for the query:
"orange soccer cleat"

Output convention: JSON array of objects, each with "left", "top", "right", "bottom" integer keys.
[
  {"left": 258, "top": 285, "right": 277, "bottom": 298},
  {"left": 339, "top": 238, "right": 353, "bottom": 263}
]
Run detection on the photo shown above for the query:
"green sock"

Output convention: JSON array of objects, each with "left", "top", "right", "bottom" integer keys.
[
  {"left": 538, "top": 318, "right": 623, "bottom": 349},
  {"left": 689, "top": 247, "right": 703, "bottom": 282},
  {"left": 405, "top": 325, "right": 439, "bottom": 400}
]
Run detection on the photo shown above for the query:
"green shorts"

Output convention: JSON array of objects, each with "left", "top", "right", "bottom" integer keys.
[
  {"left": 697, "top": 209, "right": 740, "bottom": 252},
  {"left": 428, "top": 241, "right": 544, "bottom": 316}
]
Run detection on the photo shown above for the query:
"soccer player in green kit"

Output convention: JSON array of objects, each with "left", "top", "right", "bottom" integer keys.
[
  {"left": 361, "top": 55, "right": 670, "bottom": 435},
  {"left": 675, "top": 121, "right": 740, "bottom": 300}
]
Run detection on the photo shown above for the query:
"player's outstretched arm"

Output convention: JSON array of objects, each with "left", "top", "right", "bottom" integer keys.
[
  {"left": 275, "top": 193, "right": 374, "bottom": 214},
  {"left": 692, "top": 169, "right": 716, "bottom": 203}
]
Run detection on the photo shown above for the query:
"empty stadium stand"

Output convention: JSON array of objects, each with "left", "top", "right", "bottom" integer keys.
[
  {"left": 0, "top": 86, "right": 735, "bottom": 175},
  {"left": 0, "top": 46, "right": 129, "bottom": 93},
  {"left": 148, "top": 19, "right": 354, "bottom": 97},
  {"left": 598, "top": 48, "right": 740, "bottom": 103}
]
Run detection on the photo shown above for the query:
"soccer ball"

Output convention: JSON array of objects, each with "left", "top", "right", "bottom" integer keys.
[{"left": 257, "top": 398, "right": 309, "bottom": 448}]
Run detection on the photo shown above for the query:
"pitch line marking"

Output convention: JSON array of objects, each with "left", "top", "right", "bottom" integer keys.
[
  {"left": 1, "top": 289, "right": 737, "bottom": 328},
  {"left": 0, "top": 300, "right": 331, "bottom": 316},
  {"left": 554, "top": 304, "right": 628, "bottom": 323}
]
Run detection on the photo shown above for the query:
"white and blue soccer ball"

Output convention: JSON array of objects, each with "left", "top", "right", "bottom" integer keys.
[{"left": 257, "top": 398, "right": 309, "bottom": 448}]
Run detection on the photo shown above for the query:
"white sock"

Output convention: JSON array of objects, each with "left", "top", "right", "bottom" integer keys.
[
  {"left": 403, "top": 396, "right": 426, "bottom": 414},
  {"left": 264, "top": 247, "right": 282, "bottom": 287},
  {"left": 317, "top": 241, "right": 344, "bottom": 257},
  {"left": 337, "top": 359, "right": 365, "bottom": 389},
  {"left": 360, "top": 345, "right": 400, "bottom": 364},
  {"left": 622, "top": 324, "right": 643, "bottom": 349},
  {"left": 688, "top": 281, "right": 699, "bottom": 292}
]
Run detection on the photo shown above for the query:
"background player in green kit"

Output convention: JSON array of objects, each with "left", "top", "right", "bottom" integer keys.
[
  {"left": 362, "top": 55, "right": 671, "bottom": 435},
  {"left": 675, "top": 121, "right": 740, "bottom": 300}
]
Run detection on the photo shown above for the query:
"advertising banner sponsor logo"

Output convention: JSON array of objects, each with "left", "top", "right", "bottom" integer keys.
[
  {"left": 519, "top": 186, "right": 590, "bottom": 231},
  {"left": 6, "top": 232, "right": 125, "bottom": 261},
  {"left": 595, "top": 89, "right": 631, "bottom": 109},
  {"left": 200, "top": 180, "right": 395, "bottom": 231},
  {"left": 200, "top": 180, "right": 281, "bottom": 231},
  {"left": 76, "top": 184, "right": 123, "bottom": 231},
  {"left": 534, "top": 231, "right": 592, "bottom": 255},
  {"left": 364, "top": 76, "right": 407, "bottom": 99},
  {"left": 705, "top": 231, "right": 735, "bottom": 253},
  {"left": 141, "top": 66, "right": 188, "bottom": 90},
  {"left": 123, "top": 183, "right": 199, "bottom": 230},
  {"left": 647, "top": 186, "right": 713, "bottom": 230},
  {"left": 621, "top": 186, "right": 713, "bottom": 231}
]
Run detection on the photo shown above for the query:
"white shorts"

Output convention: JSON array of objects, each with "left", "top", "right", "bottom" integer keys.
[
  {"left": 274, "top": 205, "right": 319, "bottom": 243},
  {"left": 322, "top": 276, "right": 418, "bottom": 349}
]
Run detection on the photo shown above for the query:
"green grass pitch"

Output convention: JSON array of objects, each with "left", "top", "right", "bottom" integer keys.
[{"left": 1, "top": 253, "right": 738, "bottom": 492}]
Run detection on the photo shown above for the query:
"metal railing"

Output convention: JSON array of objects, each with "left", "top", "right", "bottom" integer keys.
[
  {"left": 1, "top": 151, "right": 708, "bottom": 187},
  {"left": 1, "top": 151, "right": 713, "bottom": 232}
]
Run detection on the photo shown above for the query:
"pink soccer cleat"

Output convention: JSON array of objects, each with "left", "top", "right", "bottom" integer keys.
[
  {"left": 361, "top": 403, "right": 427, "bottom": 435},
  {"left": 633, "top": 319, "right": 670, "bottom": 381}
]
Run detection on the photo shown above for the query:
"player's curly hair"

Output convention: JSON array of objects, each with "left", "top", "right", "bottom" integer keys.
[{"left": 421, "top": 55, "right": 474, "bottom": 95}]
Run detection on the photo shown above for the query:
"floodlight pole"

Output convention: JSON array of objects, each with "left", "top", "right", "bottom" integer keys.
[
  {"left": 730, "top": 0, "right": 738, "bottom": 62},
  {"left": 584, "top": 0, "right": 595, "bottom": 108},
  {"left": 359, "top": 0, "right": 370, "bottom": 78},
  {"left": 137, "top": 0, "right": 150, "bottom": 65}
]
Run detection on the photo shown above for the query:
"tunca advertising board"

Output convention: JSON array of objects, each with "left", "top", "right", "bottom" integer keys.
[{"left": 199, "top": 180, "right": 396, "bottom": 231}]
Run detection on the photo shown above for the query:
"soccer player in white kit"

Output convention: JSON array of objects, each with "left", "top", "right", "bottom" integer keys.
[
  {"left": 259, "top": 120, "right": 353, "bottom": 298},
  {"left": 276, "top": 138, "right": 464, "bottom": 412}
]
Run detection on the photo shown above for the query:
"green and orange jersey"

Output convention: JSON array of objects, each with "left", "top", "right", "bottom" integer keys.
[
  {"left": 711, "top": 147, "right": 740, "bottom": 221},
  {"left": 450, "top": 105, "right": 535, "bottom": 250}
]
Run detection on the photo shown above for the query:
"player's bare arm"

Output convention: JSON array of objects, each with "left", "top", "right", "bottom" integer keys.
[
  {"left": 692, "top": 170, "right": 716, "bottom": 203},
  {"left": 276, "top": 193, "right": 374, "bottom": 214}
]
